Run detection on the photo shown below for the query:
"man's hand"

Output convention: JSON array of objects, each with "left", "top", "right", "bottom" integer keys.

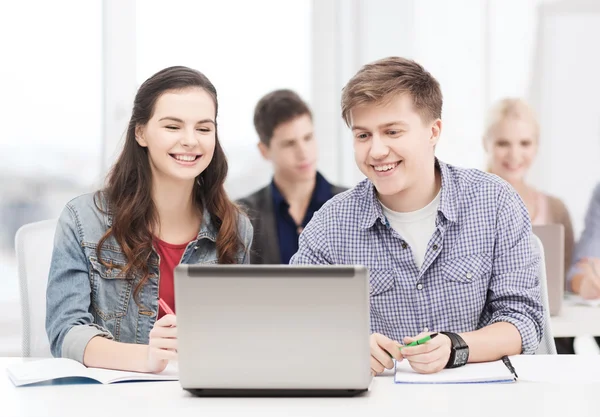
[
  {"left": 370, "top": 333, "right": 402, "bottom": 376},
  {"left": 575, "top": 258, "right": 600, "bottom": 300},
  {"left": 400, "top": 332, "right": 452, "bottom": 374}
]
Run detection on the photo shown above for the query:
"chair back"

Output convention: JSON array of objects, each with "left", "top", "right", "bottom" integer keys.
[{"left": 15, "top": 219, "right": 57, "bottom": 357}]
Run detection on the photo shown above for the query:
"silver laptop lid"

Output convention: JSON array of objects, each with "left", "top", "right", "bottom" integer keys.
[{"left": 174, "top": 264, "right": 372, "bottom": 390}]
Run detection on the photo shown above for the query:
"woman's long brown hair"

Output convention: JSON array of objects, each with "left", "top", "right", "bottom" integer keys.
[{"left": 95, "top": 66, "right": 242, "bottom": 303}]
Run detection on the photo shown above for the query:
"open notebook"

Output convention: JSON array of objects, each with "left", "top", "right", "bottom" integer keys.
[
  {"left": 394, "top": 358, "right": 516, "bottom": 384},
  {"left": 7, "top": 358, "right": 178, "bottom": 386},
  {"left": 567, "top": 294, "right": 600, "bottom": 307}
]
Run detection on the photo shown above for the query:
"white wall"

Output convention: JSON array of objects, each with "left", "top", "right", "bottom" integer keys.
[
  {"left": 413, "top": 0, "right": 487, "bottom": 171},
  {"left": 313, "top": 0, "right": 566, "bottom": 187},
  {"left": 529, "top": 0, "right": 600, "bottom": 238}
]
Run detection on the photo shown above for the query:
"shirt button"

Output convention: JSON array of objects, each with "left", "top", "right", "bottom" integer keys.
[
  {"left": 402, "top": 242, "right": 408, "bottom": 249},
  {"left": 416, "top": 283, "right": 423, "bottom": 290},
  {"left": 423, "top": 327, "right": 429, "bottom": 332},
  {"left": 466, "top": 273, "right": 473, "bottom": 280},
  {"left": 432, "top": 244, "right": 438, "bottom": 251}
]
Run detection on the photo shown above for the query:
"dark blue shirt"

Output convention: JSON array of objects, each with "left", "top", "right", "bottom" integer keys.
[{"left": 271, "top": 172, "right": 333, "bottom": 264}]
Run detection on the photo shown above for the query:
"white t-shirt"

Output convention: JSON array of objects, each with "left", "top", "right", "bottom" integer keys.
[{"left": 380, "top": 191, "right": 441, "bottom": 269}]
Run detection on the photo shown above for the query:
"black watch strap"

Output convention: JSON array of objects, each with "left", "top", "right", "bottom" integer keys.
[{"left": 441, "top": 331, "right": 469, "bottom": 368}]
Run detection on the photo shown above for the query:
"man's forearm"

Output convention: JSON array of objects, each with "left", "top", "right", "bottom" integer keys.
[{"left": 459, "top": 322, "right": 522, "bottom": 363}]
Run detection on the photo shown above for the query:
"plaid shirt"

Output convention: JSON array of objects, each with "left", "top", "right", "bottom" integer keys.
[{"left": 290, "top": 160, "right": 543, "bottom": 354}]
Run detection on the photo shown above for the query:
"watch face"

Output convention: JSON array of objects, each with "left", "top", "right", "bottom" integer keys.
[{"left": 455, "top": 349, "right": 469, "bottom": 365}]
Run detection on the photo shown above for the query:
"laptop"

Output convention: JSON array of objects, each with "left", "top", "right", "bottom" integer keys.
[
  {"left": 532, "top": 225, "right": 565, "bottom": 316},
  {"left": 174, "top": 264, "right": 372, "bottom": 397}
]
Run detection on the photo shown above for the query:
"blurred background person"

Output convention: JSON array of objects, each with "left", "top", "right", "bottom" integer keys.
[
  {"left": 483, "top": 98, "right": 574, "bottom": 262},
  {"left": 567, "top": 183, "right": 600, "bottom": 349},
  {"left": 237, "top": 90, "right": 346, "bottom": 264},
  {"left": 483, "top": 98, "right": 575, "bottom": 354}
]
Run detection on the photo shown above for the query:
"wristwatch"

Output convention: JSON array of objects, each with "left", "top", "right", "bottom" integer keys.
[{"left": 441, "top": 332, "right": 469, "bottom": 368}]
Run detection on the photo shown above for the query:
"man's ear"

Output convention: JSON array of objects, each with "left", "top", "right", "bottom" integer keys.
[
  {"left": 430, "top": 119, "right": 442, "bottom": 147},
  {"left": 135, "top": 125, "right": 148, "bottom": 147},
  {"left": 257, "top": 141, "right": 271, "bottom": 161}
]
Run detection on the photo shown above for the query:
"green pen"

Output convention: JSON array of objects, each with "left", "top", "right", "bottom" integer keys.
[{"left": 386, "top": 333, "right": 438, "bottom": 357}]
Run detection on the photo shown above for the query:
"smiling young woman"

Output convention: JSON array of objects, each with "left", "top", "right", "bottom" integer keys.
[{"left": 45, "top": 66, "right": 253, "bottom": 373}]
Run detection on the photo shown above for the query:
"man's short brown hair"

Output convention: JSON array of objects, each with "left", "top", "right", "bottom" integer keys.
[
  {"left": 341, "top": 57, "right": 442, "bottom": 126},
  {"left": 254, "top": 89, "right": 312, "bottom": 146}
]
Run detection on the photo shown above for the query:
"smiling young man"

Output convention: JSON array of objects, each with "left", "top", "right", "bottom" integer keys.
[
  {"left": 237, "top": 89, "right": 346, "bottom": 264},
  {"left": 290, "top": 57, "right": 544, "bottom": 375}
]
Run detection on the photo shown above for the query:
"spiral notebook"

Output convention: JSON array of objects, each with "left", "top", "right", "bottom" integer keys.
[
  {"left": 394, "top": 358, "right": 517, "bottom": 384},
  {"left": 7, "top": 358, "right": 178, "bottom": 386}
]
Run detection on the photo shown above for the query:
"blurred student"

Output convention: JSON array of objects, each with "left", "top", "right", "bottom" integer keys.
[
  {"left": 237, "top": 89, "right": 346, "bottom": 264},
  {"left": 567, "top": 183, "right": 600, "bottom": 348},
  {"left": 482, "top": 98, "right": 575, "bottom": 354},
  {"left": 291, "top": 57, "right": 544, "bottom": 375},
  {"left": 483, "top": 98, "right": 574, "bottom": 269},
  {"left": 46, "top": 66, "right": 252, "bottom": 373}
]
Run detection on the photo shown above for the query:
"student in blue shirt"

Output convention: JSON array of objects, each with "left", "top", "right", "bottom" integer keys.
[
  {"left": 567, "top": 183, "right": 600, "bottom": 349},
  {"left": 291, "top": 57, "right": 544, "bottom": 375},
  {"left": 237, "top": 90, "right": 345, "bottom": 264}
]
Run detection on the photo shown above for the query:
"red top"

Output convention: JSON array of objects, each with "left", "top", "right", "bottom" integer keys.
[{"left": 154, "top": 237, "right": 189, "bottom": 319}]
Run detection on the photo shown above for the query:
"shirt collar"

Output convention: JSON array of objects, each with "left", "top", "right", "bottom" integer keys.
[
  {"left": 359, "top": 158, "right": 458, "bottom": 229},
  {"left": 196, "top": 207, "right": 218, "bottom": 242},
  {"left": 312, "top": 171, "right": 334, "bottom": 205},
  {"left": 271, "top": 179, "right": 287, "bottom": 209},
  {"left": 271, "top": 171, "right": 333, "bottom": 209},
  {"left": 436, "top": 159, "right": 458, "bottom": 223}
]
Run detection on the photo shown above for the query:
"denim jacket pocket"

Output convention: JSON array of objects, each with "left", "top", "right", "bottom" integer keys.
[
  {"left": 89, "top": 257, "right": 134, "bottom": 320},
  {"left": 196, "top": 256, "right": 245, "bottom": 265}
]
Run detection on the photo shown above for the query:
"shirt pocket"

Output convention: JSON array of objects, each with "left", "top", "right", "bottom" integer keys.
[
  {"left": 89, "top": 257, "right": 134, "bottom": 320},
  {"left": 440, "top": 253, "right": 492, "bottom": 330},
  {"left": 368, "top": 268, "right": 402, "bottom": 327},
  {"left": 442, "top": 252, "right": 492, "bottom": 284},
  {"left": 369, "top": 268, "right": 396, "bottom": 296}
]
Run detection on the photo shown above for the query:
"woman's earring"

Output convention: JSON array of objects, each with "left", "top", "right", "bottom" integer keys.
[{"left": 196, "top": 175, "right": 204, "bottom": 186}]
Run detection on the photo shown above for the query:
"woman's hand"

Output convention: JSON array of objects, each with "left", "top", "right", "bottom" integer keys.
[{"left": 145, "top": 314, "right": 177, "bottom": 373}]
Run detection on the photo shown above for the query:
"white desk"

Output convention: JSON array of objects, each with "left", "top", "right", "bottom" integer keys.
[
  {"left": 551, "top": 297, "right": 600, "bottom": 337},
  {"left": 2, "top": 356, "right": 599, "bottom": 417}
]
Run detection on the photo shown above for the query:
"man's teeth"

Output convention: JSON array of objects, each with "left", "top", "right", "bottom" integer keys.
[
  {"left": 374, "top": 162, "right": 399, "bottom": 172},
  {"left": 174, "top": 155, "right": 197, "bottom": 162}
]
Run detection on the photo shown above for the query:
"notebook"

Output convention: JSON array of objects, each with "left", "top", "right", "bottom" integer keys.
[
  {"left": 7, "top": 358, "right": 178, "bottom": 387},
  {"left": 394, "top": 358, "right": 516, "bottom": 384},
  {"left": 567, "top": 294, "right": 600, "bottom": 307}
]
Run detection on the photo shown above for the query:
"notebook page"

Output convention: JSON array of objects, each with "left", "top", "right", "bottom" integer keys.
[
  {"left": 7, "top": 358, "right": 89, "bottom": 386},
  {"left": 510, "top": 355, "right": 600, "bottom": 383},
  {"left": 86, "top": 363, "right": 179, "bottom": 384},
  {"left": 394, "top": 359, "right": 514, "bottom": 384},
  {"left": 567, "top": 294, "right": 600, "bottom": 307}
]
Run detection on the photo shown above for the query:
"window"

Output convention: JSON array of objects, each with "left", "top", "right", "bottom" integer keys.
[
  {"left": 136, "top": 0, "right": 312, "bottom": 198},
  {"left": 0, "top": 0, "right": 102, "bottom": 355}
]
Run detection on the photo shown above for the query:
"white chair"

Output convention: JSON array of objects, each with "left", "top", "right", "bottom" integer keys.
[
  {"left": 532, "top": 234, "right": 557, "bottom": 355},
  {"left": 15, "top": 219, "right": 57, "bottom": 357}
]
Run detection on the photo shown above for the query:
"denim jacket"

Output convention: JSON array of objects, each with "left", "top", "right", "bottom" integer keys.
[{"left": 46, "top": 192, "right": 253, "bottom": 363}]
